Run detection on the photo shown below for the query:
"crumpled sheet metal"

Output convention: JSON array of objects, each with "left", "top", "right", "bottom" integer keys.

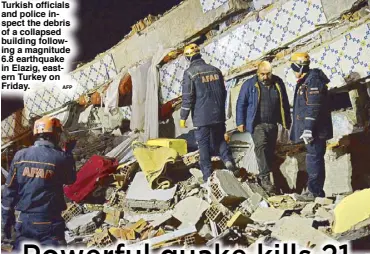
[{"left": 133, "top": 142, "right": 178, "bottom": 189}]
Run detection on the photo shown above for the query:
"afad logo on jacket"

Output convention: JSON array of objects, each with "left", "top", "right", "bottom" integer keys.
[
  {"left": 22, "top": 167, "right": 54, "bottom": 179},
  {"left": 201, "top": 74, "right": 219, "bottom": 83}
]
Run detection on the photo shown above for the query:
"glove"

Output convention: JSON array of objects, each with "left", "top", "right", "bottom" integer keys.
[
  {"left": 63, "top": 139, "right": 77, "bottom": 152},
  {"left": 180, "top": 120, "right": 187, "bottom": 128},
  {"left": 224, "top": 133, "right": 230, "bottom": 143},
  {"left": 237, "top": 125, "right": 245, "bottom": 133},
  {"left": 300, "top": 130, "right": 313, "bottom": 144}
]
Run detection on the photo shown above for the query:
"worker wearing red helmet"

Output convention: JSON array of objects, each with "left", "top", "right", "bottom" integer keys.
[{"left": 1, "top": 116, "right": 76, "bottom": 249}]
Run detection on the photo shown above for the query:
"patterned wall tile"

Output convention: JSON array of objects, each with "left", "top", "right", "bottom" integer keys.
[
  {"left": 159, "top": 0, "right": 328, "bottom": 103},
  {"left": 23, "top": 86, "right": 73, "bottom": 119},
  {"left": 159, "top": 56, "right": 189, "bottom": 103},
  {"left": 282, "top": 22, "right": 370, "bottom": 95},
  {"left": 200, "top": 0, "right": 228, "bottom": 13},
  {"left": 120, "top": 106, "right": 132, "bottom": 120},
  {"left": 70, "top": 53, "right": 118, "bottom": 99}
]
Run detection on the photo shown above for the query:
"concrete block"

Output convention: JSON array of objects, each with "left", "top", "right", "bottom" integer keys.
[
  {"left": 315, "top": 207, "right": 334, "bottom": 222},
  {"left": 111, "top": 0, "right": 249, "bottom": 70},
  {"left": 324, "top": 151, "right": 353, "bottom": 197},
  {"left": 250, "top": 207, "right": 285, "bottom": 224},
  {"left": 272, "top": 217, "right": 337, "bottom": 248},
  {"left": 210, "top": 170, "right": 249, "bottom": 205},
  {"left": 172, "top": 197, "right": 210, "bottom": 226},
  {"left": 126, "top": 172, "right": 177, "bottom": 209},
  {"left": 321, "top": 0, "right": 358, "bottom": 21}
]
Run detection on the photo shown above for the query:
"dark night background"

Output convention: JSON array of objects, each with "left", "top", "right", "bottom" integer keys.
[{"left": 1, "top": 0, "right": 182, "bottom": 120}]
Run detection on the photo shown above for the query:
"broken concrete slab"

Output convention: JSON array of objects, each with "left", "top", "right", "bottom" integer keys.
[
  {"left": 172, "top": 196, "right": 210, "bottom": 226},
  {"left": 315, "top": 207, "right": 334, "bottom": 222},
  {"left": 301, "top": 203, "right": 320, "bottom": 217},
  {"left": 189, "top": 168, "right": 203, "bottom": 183},
  {"left": 111, "top": 0, "right": 249, "bottom": 71},
  {"left": 66, "top": 211, "right": 100, "bottom": 231},
  {"left": 126, "top": 172, "right": 177, "bottom": 210},
  {"left": 271, "top": 217, "right": 336, "bottom": 248},
  {"left": 321, "top": 0, "right": 358, "bottom": 21},
  {"left": 251, "top": 207, "right": 285, "bottom": 224},
  {"left": 123, "top": 210, "right": 173, "bottom": 222},
  {"left": 210, "top": 170, "right": 249, "bottom": 205},
  {"left": 324, "top": 151, "right": 353, "bottom": 197},
  {"left": 315, "top": 197, "right": 334, "bottom": 206},
  {"left": 130, "top": 225, "right": 197, "bottom": 248}
]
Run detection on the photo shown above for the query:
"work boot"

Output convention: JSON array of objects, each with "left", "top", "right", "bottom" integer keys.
[
  {"left": 259, "top": 176, "right": 276, "bottom": 195},
  {"left": 295, "top": 190, "right": 315, "bottom": 202}
]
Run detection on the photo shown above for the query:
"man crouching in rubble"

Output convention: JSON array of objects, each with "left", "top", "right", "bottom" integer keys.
[
  {"left": 236, "top": 61, "right": 291, "bottom": 194},
  {"left": 179, "top": 43, "right": 237, "bottom": 181},
  {"left": 1, "top": 116, "right": 76, "bottom": 249},
  {"left": 290, "top": 52, "right": 333, "bottom": 201}
]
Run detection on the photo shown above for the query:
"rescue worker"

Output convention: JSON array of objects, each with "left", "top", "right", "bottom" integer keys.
[
  {"left": 180, "top": 43, "right": 237, "bottom": 181},
  {"left": 1, "top": 116, "right": 76, "bottom": 248},
  {"left": 290, "top": 52, "right": 333, "bottom": 201},
  {"left": 236, "top": 61, "right": 291, "bottom": 193}
]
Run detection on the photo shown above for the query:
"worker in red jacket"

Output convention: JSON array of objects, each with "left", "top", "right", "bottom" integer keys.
[{"left": 1, "top": 116, "right": 76, "bottom": 249}]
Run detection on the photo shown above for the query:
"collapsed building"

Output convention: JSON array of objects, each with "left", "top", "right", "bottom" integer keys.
[{"left": 1, "top": 0, "right": 370, "bottom": 251}]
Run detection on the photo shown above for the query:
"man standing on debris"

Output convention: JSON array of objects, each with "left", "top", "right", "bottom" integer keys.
[
  {"left": 180, "top": 43, "right": 237, "bottom": 181},
  {"left": 236, "top": 61, "right": 291, "bottom": 194},
  {"left": 1, "top": 116, "right": 76, "bottom": 248},
  {"left": 290, "top": 52, "right": 333, "bottom": 200}
]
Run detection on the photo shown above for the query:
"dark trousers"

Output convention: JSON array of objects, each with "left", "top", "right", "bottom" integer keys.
[
  {"left": 252, "top": 123, "right": 278, "bottom": 178},
  {"left": 306, "top": 139, "right": 326, "bottom": 197},
  {"left": 14, "top": 213, "right": 66, "bottom": 250},
  {"left": 194, "top": 123, "right": 234, "bottom": 181}
]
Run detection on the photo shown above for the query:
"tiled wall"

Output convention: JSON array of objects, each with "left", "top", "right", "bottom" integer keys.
[
  {"left": 70, "top": 54, "right": 118, "bottom": 99},
  {"left": 159, "top": 0, "right": 328, "bottom": 103},
  {"left": 281, "top": 22, "right": 370, "bottom": 94}
]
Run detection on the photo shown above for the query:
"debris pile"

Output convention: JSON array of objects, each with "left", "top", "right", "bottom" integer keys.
[{"left": 60, "top": 139, "right": 370, "bottom": 249}]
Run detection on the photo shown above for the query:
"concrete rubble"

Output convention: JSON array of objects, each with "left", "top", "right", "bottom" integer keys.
[{"left": 1, "top": 0, "right": 370, "bottom": 252}]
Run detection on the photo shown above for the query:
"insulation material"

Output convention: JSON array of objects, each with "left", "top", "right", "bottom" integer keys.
[
  {"left": 144, "top": 48, "right": 175, "bottom": 141},
  {"left": 200, "top": 0, "right": 229, "bottom": 13},
  {"left": 78, "top": 105, "right": 94, "bottom": 124},
  {"left": 333, "top": 189, "right": 370, "bottom": 234},
  {"left": 133, "top": 144, "right": 178, "bottom": 189},
  {"left": 71, "top": 53, "right": 118, "bottom": 99},
  {"left": 104, "top": 71, "right": 126, "bottom": 114},
  {"left": 129, "top": 60, "right": 152, "bottom": 132}
]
